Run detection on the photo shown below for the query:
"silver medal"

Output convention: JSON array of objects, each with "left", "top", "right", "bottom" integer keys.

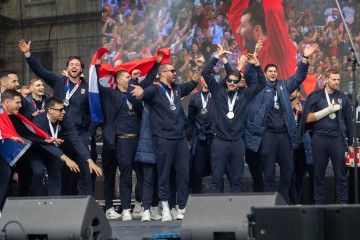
[
  {"left": 170, "top": 104, "right": 176, "bottom": 111},
  {"left": 129, "top": 110, "right": 135, "bottom": 116},
  {"left": 274, "top": 103, "right": 280, "bottom": 109},
  {"left": 227, "top": 111, "right": 234, "bottom": 119},
  {"left": 63, "top": 99, "right": 69, "bottom": 107},
  {"left": 329, "top": 113, "right": 336, "bottom": 119},
  {"left": 201, "top": 108, "right": 208, "bottom": 115}
]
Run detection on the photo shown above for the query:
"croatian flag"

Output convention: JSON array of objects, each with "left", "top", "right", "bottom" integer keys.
[
  {"left": 88, "top": 47, "right": 171, "bottom": 126},
  {"left": 89, "top": 48, "right": 115, "bottom": 126},
  {"left": 0, "top": 112, "right": 51, "bottom": 166}
]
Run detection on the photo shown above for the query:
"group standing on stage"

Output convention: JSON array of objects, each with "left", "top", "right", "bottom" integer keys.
[{"left": 0, "top": 36, "right": 355, "bottom": 222}]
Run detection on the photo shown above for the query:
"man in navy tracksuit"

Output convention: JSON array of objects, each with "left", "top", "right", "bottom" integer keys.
[
  {"left": 26, "top": 77, "right": 48, "bottom": 111},
  {"left": 131, "top": 60, "right": 202, "bottom": 222},
  {"left": 1, "top": 70, "right": 37, "bottom": 197},
  {"left": 96, "top": 54, "right": 162, "bottom": 221},
  {"left": 303, "top": 69, "right": 353, "bottom": 204},
  {"left": 19, "top": 39, "right": 98, "bottom": 195},
  {"left": 31, "top": 97, "right": 102, "bottom": 196},
  {"left": 202, "top": 45, "right": 266, "bottom": 193},
  {"left": 244, "top": 44, "right": 318, "bottom": 202}
]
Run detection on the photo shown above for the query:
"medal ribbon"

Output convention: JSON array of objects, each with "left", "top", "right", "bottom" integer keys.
[
  {"left": 154, "top": 82, "right": 175, "bottom": 107},
  {"left": 227, "top": 91, "right": 238, "bottom": 113},
  {"left": 65, "top": 78, "right": 82, "bottom": 103}
]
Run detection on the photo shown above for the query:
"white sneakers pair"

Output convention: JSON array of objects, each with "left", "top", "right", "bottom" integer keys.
[
  {"left": 161, "top": 201, "right": 186, "bottom": 221},
  {"left": 141, "top": 206, "right": 162, "bottom": 222},
  {"left": 105, "top": 207, "right": 122, "bottom": 220}
]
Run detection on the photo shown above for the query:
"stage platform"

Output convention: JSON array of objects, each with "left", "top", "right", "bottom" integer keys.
[{"left": 109, "top": 219, "right": 181, "bottom": 240}]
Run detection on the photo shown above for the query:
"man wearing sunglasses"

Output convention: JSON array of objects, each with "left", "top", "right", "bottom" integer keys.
[
  {"left": 19, "top": 39, "right": 97, "bottom": 196},
  {"left": 202, "top": 44, "right": 266, "bottom": 193},
  {"left": 131, "top": 60, "right": 203, "bottom": 221},
  {"left": 244, "top": 44, "right": 319, "bottom": 203},
  {"left": 30, "top": 97, "right": 102, "bottom": 196}
]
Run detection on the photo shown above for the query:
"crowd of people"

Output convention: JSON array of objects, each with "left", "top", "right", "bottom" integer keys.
[{"left": 0, "top": 0, "right": 359, "bottom": 222}]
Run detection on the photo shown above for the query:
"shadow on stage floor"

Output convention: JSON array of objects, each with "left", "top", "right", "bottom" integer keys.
[{"left": 110, "top": 219, "right": 181, "bottom": 240}]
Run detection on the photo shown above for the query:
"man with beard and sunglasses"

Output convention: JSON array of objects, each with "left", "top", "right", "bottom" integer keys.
[
  {"left": 303, "top": 69, "right": 353, "bottom": 204},
  {"left": 18, "top": 39, "right": 101, "bottom": 196},
  {"left": 202, "top": 44, "right": 266, "bottom": 194},
  {"left": 131, "top": 60, "right": 202, "bottom": 222}
]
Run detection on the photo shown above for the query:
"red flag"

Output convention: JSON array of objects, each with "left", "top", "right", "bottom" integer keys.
[{"left": 0, "top": 110, "right": 18, "bottom": 139}]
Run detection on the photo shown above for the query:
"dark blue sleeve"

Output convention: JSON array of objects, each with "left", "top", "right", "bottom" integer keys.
[
  {"left": 224, "top": 62, "right": 233, "bottom": 75},
  {"left": 139, "top": 62, "right": 159, "bottom": 89},
  {"left": 26, "top": 55, "right": 63, "bottom": 89},
  {"left": 127, "top": 79, "right": 143, "bottom": 111},
  {"left": 284, "top": 61, "right": 309, "bottom": 93},
  {"left": 202, "top": 57, "right": 220, "bottom": 95},
  {"left": 244, "top": 63, "right": 257, "bottom": 88},
  {"left": 62, "top": 114, "right": 91, "bottom": 160},
  {"left": 243, "top": 65, "right": 267, "bottom": 101},
  {"left": 185, "top": 95, "right": 197, "bottom": 141},
  {"left": 142, "top": 85, "right": 158, "bottom": 102},
  {"left": 179, "top": 80, "right": 198, "bottom": 98},
  {"left": 20, "top": 95, "right": 36, "bottom": 120}
]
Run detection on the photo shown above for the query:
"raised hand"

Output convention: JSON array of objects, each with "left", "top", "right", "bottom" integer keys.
[
  {"left": 132, "top": 69, "right": 141, "bottom": 79},
  {"left": 156, "top": 52, "right": 164, "bottom": 63},
  {"left": 303, "top": 44, "right": 319, "bottom": 58},
  {"left": 254, "top": 38, "right": 264, "bottom": 57},
  {"left": 195, "top": 57, "right": 205, "bottom": 67},
  {"left": 216, "top": 43, "right": 232, "bottom": 58},
  {"left": 18, "top": 39, "right": 31, "bottom": 54},
  {"left": 245, "top": 53, "right": 260, "bottom": 66},
  {"left": 237, "top": 55, "right": 247, "bottom": 71}
]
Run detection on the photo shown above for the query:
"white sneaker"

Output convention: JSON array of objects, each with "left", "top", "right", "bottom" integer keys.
[
  {"left": 141, "top": 209, "right": 151, "bottom": 222},
  {"left": 105, "top": 207, "right": 122, "bottom": 220},
  {"left": 132, "top": 204, "right": 143, "bottom": 220},
  {"left": 122, "top": 209, "right": 132, "bottom": 221},
  {"left": 161, "top": 201, "right": 172, "bottom": 222},
  {"left": 150, "top": 206, "right": 162, "bottom": 221},
  {"left": 170, "top": 208, "right": 178, "bottom": 220},
  {"left": 177, "top": 207, "right": 186, "bottom": 220}
]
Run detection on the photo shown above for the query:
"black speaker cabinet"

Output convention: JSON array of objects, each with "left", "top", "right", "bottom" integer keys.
[
  {"left": 0, "top": 196, "right": 112, "bottom": 240},
  {"left": 248, "top": 206, "right": 324, "bottom": 240},
  {"left": 180, "top": 192, "right": 286, "bottom": 240}
]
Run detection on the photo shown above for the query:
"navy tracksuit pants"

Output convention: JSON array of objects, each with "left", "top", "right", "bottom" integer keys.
[
  {"left": 153, "top": 136, "right": 190, "bottom": 209},
  {"left": 115, "top": 136, "right": 139, "bottom": 210},
  {"left": 29, "top": 148, "right": 63, "bottom": 196},
  {"left": 245, "top": 149, "right": 264, "bottom": 192},
  {"left": 61, "top": 132, "right": 92, "bottom": 195},
  {"left": 258, "top": 131, "right": 293, "bottom": 203},
  {"left": 312, "top": 134, "right": 347, "bottom": 204},
  {"left": 191, "top": 137, "right": 213, "bottom": 193},
  {"left": 0, "top": 156, "right": 12, "bottom": 211},
  {"left": 209, "top": 136, "right": 245, "bottom": 193},
  {"left": 101, "top": 144, "right": 118, "bottom": 210}
]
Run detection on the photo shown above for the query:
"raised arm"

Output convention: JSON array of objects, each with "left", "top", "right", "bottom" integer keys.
[
  {"left": 18, "top": 39, "right": 62, "bottom": 88},
  {"left": 243, "top": 54, "right": 267, "bottom": 100}
]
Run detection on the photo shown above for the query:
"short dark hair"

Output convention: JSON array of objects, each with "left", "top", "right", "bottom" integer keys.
[
  {"left": 114, "top": 70, "right": 129, "bottom": 80},
  {"left": 264, "top": 63, "right": 278, "bottom": 72},
  {"left": 227, "top": 71, "right": 240, "bottom": 79},
  {"left": 44, "top": 97, "right": 64, "bottom": 110},
  {"left": 0, "top": 70, "right": 17, "bottom": 82},
  {"left": 1, "top": 89, "right": 21, "bottom": 102},
  {"left": 242, "top": 3, "right": 267, "bottom": 35},
  {"left": 66, "top": 56, "right": 84, "bottom": 69}
]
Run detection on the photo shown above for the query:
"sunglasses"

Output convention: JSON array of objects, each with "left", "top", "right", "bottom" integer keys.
[
  {"left": 50, "top": 107, "right": 65, "bottom": 112},
  {"left": 163, "top": 69, "right": 176, "bottom": 74},
  {"left": 227, "top": 78, "right": 240, "bottom": 84}
]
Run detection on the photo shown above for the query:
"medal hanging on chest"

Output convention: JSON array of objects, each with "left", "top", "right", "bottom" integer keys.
[
  {"left": 274, "top": 91, "right": 280, "bottom": 109},
  {"left": 201, "top": 92, "right": 210, "bottom": 115},
  {"left": 325, "top": 88, "right": 338, "bottom": 120},
  {"left": 155, "top": 82, "right": 176, "bottom": 111},
  {"left": 226, "top": 91, "right": 238, "bottom": 119},
  {"left": 64, "top": 79, "right": 82, "bottom": 107}
]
